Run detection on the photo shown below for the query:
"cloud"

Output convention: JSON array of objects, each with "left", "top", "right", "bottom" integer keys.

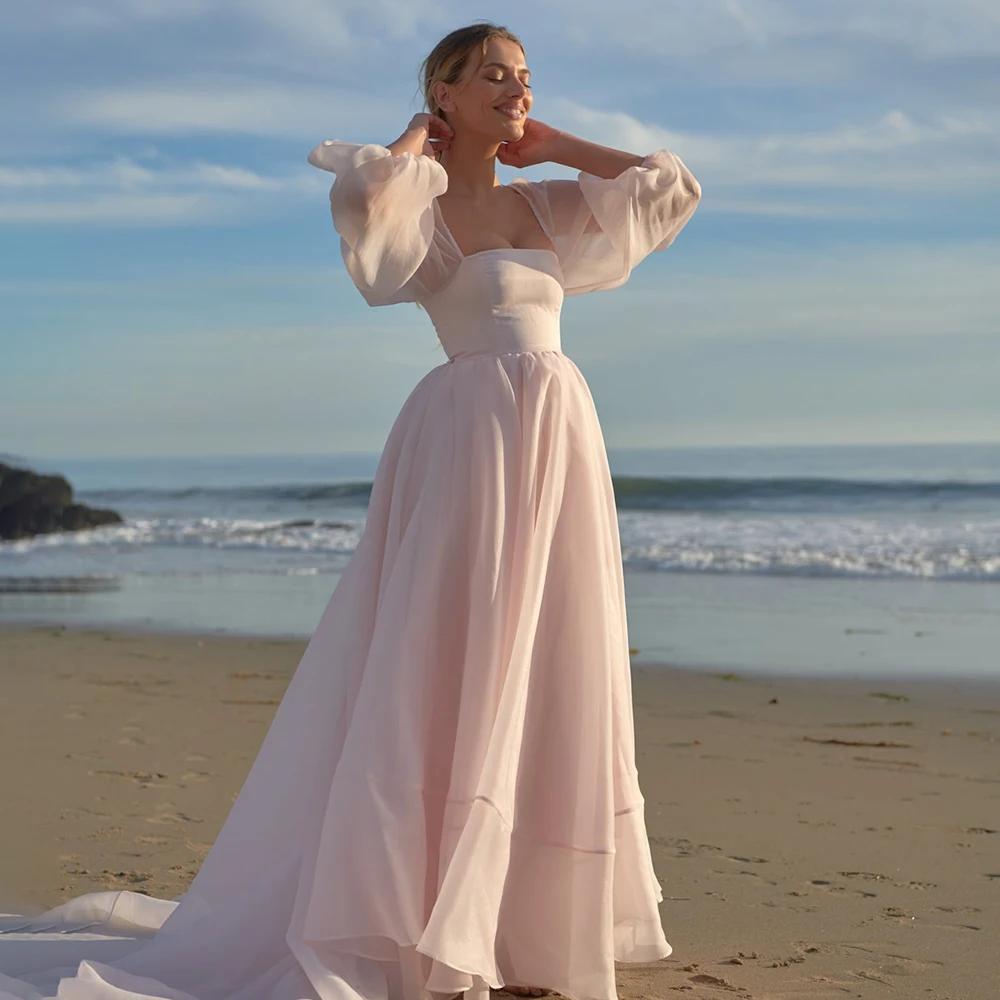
[
  {"left": 3, "top": 1, "right": 213, "bottom": 36},
  {"left": 0, "top": 192, "right": 219, "bottom": 225},
  {"left": 5, "top": 0, "right": 442, "bottom": 44},
  {"left": 0, "top": 158, "right": 303, "bottom": 191},
  {"left": 240, "top": 0, "right": 446, "bottom": 48},
  {"left": 5, "top": 96, "right": 997, "bottom": 227},
  {"left": 757, "top": 108, "right": 995, "bottom": 154},
  {"left": 3, "top": 0, "right": 1000, "bottom": 227},
  {"left": 567, "top": 239, "right": 1000, "bottom": 359},
  {"left": 52, "top": 89, "right": 1000, "bottom": 198},
  {"left": 699, "top": 198, "right": 867, "bottom": 218},
  {"left": 541, "top": 0, "right": 1000, "bottom": 58},
  {"left": 545, "top": 98, "right": 1000, "bottom": 195},
  {"left": 55, "top": 80, "right": 399, "bottom": 139},
  {"left": 0, "top": 155, "right": 322, "bottom": 225}
]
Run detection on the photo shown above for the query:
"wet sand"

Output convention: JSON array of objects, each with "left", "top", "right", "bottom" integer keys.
[{"left": 1, "top": 624, "right": 997, "bottom": 998}]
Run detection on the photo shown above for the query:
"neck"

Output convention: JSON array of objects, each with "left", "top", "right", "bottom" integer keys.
[{"left": 439, "top": 131, "right": 502, "bottom": 198}]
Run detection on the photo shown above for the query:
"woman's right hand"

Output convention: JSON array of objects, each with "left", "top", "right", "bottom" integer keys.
[{"left": 388, "top": 114, "right": 454, "bottom": 159}]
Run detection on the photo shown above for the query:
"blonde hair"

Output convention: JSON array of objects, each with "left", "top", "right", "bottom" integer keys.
[{"left": 419, "top": 21, "right": 525, "bottom": 126}]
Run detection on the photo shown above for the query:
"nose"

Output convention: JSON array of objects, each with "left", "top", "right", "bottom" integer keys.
[{"left": 506, "top": 79, "right": 530, "bottom": 100}]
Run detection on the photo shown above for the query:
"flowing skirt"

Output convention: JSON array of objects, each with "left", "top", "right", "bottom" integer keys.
[{"left": 0, "top": 348, "right": 671, "bottom": 1000}]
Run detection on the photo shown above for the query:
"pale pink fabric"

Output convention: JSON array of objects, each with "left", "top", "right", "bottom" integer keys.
[{"left": 0, "top": 140, "right": 700, "bottom": 1000}]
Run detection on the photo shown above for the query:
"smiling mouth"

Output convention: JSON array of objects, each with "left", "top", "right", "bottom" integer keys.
[{"left": 495, "top": 107, "right": 525, "bottom": 120}]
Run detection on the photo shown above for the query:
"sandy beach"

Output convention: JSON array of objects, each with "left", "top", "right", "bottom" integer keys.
[{"left": 0, "top": 624, "right": 996, "bottom": 999}]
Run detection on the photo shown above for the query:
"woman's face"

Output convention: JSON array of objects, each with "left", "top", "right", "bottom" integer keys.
[{"left": 436, "top": 36, "right": 533, "bottom": 141}]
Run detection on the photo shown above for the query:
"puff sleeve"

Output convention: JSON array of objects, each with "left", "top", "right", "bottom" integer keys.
[
  {"left": 522, "top": 150, "right": 701, "bottom": 296},
  {"left": 307, "top": 139, "right": 449, "bottom": 306}
]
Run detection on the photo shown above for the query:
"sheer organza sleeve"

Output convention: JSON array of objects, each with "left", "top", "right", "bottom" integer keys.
[
  {"left": 519, "top": 150, "right": 701, "bottom": 296},
  {"left": 307, "top": 139, "right": 449, "bottom": 306}
]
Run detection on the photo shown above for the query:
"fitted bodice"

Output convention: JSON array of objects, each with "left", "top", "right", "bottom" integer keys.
[{"left": 422, "top": 249, "right": 565, "bottom": 363}]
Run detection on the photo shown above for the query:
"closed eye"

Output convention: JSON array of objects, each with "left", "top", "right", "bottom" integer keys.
[{"left": 486, "top": 76, "right": 531, "bottom": 88}]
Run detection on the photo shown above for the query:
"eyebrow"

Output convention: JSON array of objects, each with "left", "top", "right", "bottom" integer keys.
[{"left": 482, "top": 60, "right": 530, "bottom": 77}]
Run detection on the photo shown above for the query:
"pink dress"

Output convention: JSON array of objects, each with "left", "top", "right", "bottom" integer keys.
[{"left": 0, "top": 140, "right": 701, "bottom": 1000}]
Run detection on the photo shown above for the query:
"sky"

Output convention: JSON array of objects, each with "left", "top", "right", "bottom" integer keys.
[{"left": 2, "top": 0, "right": 998, "bottom": 460}]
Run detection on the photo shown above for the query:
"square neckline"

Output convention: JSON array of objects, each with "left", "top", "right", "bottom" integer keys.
[{"left": 433, "top": 180, "right": 559, "bottom": 265}]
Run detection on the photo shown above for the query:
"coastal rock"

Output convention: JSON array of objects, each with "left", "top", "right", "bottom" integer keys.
[{"left": 0, "top": 461, "right": 123, "bottom": 540}]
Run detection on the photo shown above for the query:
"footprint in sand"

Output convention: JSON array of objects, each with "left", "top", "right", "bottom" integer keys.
[
  {"left": 146, "top": 804, "right": 203, "bottom": 825},
  {"left": 650, "top": 836, "right": 723, "bottom": 858},
  {"left": 87, "top": 769, "right": 171, "bottom": 788},
  {"left": 166, "top": 864, "right": 198, "bottom": 883},
  {"left": 837, "top": 942, "right": 945, "bottom": 973},
  {"left": 808, "top": 878, "right": 877, "bottom": 898},
  {"left": 925, "top": 904, "right": 983, "bottom": 931},
  {"left": 688, "top": 972, "right": 744, "bottom": 991},
  {"left": 836, "top": 870, "right": 890, "bottom": 882},
  {"left": 86, "top": 677, "right": 172, "bottom": 688},
  {"left": 853, "top": 969, "right": 894, "bottom": 985},
  {"left": 181, "top": 770, "right": 214, "bottom": 783},
  {"left": 60, "top": 807, "right": 109, "bottom": 821},
  {"left": 145, "top": 813, "right": 200, "bottom": 825},
  {"left": 98, "top": 869, "right": 154, "bottom": 887},
  {"left": 86, "top": 826, "right": 125, "bottom": 840},
  {"left": 715, "top": 862, "right": 779, "bottom": 887}
]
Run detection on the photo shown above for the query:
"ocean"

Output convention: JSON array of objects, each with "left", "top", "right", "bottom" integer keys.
[{"left": 2, "top": 441, "right": 998, "bottom": 680}]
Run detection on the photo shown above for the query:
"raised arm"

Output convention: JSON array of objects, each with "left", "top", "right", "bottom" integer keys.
[
  {"left": 496, "top": 118, "right": 644, "bottom": 178},
  {"left": 385, "top": 113, "right": 454, "bottom": 159},
  {"left": 548, "top": 132, "right": 645, "bottom": 179},
  {"left": 306, "top": 115, "right": 454, "bottom": 306},
  {"left": 505, "top": 121, "right": 702, "bottom": 296}
]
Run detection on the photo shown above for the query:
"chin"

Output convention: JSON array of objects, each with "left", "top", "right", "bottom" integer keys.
[{"left": 488, "top": 128, "right": 522, "bottom": 144}]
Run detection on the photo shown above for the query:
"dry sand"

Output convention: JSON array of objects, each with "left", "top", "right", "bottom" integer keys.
[{"left": 0, "top": 623, "right": 997, "bottom": 999}]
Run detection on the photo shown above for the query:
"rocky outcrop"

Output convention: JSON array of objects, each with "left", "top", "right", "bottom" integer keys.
[{"left": 0, "top": 462, "right": 123, "bottom": 541}]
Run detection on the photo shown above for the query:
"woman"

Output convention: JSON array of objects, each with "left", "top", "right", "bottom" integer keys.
[{"left": 0, "top": 21, "right": 700, "bottom": 1000}]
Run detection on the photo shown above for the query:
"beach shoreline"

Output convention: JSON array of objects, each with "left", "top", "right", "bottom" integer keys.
[{"left": 1, "top": 623, "right": 997, "bottom": 998}]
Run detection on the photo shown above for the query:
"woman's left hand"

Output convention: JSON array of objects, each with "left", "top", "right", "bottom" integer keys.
[{"left": 496, "top": 118, "right": 563, "bottom": 169}]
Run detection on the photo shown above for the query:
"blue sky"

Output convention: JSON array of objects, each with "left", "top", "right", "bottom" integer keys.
[{"left": 2, "top": 0, "right": 998, "bottom": 460}]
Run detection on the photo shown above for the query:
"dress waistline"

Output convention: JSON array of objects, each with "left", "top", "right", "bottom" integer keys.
[{"left": 446, "top": 346, "right": 564, "bottom": 364}]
